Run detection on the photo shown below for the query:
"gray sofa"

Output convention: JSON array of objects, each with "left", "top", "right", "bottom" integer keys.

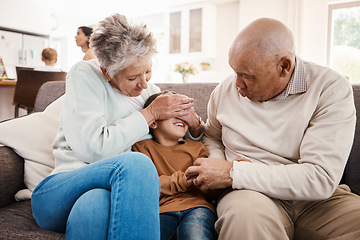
[{"left": 0, "top": 81, "right": 359, "bottom": 239}]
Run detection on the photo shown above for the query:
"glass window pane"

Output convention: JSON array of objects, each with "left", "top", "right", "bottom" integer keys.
[
  {"left": 330, "top": 6, "right": 360, "bottom": 82},
  {"left": 170, "top": 12, "right": 181, "bottom": 54},
  {"left": 189, "top": 8, "right": 202, "bottom": 52}
]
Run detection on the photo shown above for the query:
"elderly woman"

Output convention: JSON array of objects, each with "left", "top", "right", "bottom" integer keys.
[{"left": 31, "top": 14, "right": 203, "bottom": 240}]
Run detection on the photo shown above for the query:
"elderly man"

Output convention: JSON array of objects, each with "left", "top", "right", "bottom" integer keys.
[{"left": 185, "top": 18, "right": 360, "bottom": 239}]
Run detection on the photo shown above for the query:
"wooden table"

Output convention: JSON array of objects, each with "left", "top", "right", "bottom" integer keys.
[
  {"left": 0, "top": 79, "right": 17, "bottom": 86},
  {"left": 0, "top": 79, "right": 21, "bottom": 121}
]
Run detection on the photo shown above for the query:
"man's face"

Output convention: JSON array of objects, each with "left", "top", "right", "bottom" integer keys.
[{"left": 229, "top": 49, "right": 284, "bottom": 102}]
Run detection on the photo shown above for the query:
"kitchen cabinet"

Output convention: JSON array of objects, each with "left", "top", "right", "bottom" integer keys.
[
  {"left": 0, "top": 29, "right": 49, "bottom": 79},
  {"left": 168, "top": 2, "right": 216, "bottom": 58}
]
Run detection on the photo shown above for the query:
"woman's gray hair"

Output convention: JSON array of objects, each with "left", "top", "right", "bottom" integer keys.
[{"left": 90, "top": 14, "right": 156, "bottom": 78}]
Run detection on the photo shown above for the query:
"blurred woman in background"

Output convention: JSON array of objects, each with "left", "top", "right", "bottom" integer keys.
[{"left": 75, "top": 26, "right": 96, "bottom": 61}]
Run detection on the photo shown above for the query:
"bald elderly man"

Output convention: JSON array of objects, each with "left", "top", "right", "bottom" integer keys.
[{"left": 185, "top": 18, "right": 360, "bottom": 239}]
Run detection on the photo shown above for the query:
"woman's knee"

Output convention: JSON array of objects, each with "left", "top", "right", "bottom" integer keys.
[
  {"left": 115, "top": 152, "right": 158, "bottom": 178},
  {"left": 66, "top": 189, "right": 110, "bottom": 239},
  {"left": 110, "top": 152, "right": 159, "bottom": 190}
]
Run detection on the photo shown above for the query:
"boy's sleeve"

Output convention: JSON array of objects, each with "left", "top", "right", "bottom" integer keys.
[
  {"left": 160, "top": 143, "right": 208, "bottom": 197},
  {"left": 199, "top": 143, "right": 209, "bottom": 158},
  {"left": 159, "top": 171, "right": 190, "bottom": 196},
  {"left": 132, "top": 142, "right": 151, "bottom": 159}
]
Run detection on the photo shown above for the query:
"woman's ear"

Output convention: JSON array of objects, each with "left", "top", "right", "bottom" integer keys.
[
  {"left": 150, "top": 122, "right": 157, "bottom": 130},
  {"left": 100, "top": 66, "right": 111, "bottom": 82}
]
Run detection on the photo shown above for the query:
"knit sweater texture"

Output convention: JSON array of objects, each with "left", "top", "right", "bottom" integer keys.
[
  {"left": 52, "top": 60, "right": 160, "bottom": 174},
  {"left": 203, "top": 59, "right": 356, "bottom": 200},
  {"left": 133, "top": 139, "right": 215, "bottom": 213}
]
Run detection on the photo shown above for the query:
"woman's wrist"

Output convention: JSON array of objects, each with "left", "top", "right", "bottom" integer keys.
[{"left": 140, "top": 108, "right": 155, "bottom": 126}]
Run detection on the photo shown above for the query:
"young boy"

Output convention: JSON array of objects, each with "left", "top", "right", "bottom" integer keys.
[
  {"left": 133, "top": 91, "right": 217, "bottom": 240},
  {"left": 34, "top": 48, "right": 61, "bottom": 72}
]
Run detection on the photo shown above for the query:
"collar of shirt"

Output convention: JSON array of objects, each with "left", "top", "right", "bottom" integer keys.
[{"left": 273, "top": 56, "right": 307, "bottom": 100}]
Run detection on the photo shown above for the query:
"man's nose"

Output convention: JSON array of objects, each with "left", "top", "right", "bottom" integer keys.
[{"left": 236, "top": 75, "right": 246, "bottom": 89}]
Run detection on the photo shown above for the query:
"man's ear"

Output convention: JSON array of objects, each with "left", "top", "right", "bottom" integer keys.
[
  {"left": 279, "top": 56, "right": 292, "bottom": 77},
  {"left": 150, "top": 122, "right": 157, "bottom": 130}
]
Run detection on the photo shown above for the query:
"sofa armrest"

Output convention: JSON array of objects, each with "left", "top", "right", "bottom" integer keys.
[{"left": 0, "top": 146, "right": 25, "bottom": 208}]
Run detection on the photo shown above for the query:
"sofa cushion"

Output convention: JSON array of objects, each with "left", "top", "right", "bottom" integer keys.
[
  {"left": 0, "top": 96, "right": 64, "bottom": 200},
  {"left": 0, "top": 147, "right": 25, "bottom": 207},
  {"left": 0, "top": 200, "right": 65, "bottom": 239}
]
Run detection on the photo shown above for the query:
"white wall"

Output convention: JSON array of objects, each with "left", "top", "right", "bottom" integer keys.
[
  {"left": 214, "top": 1, "right": 239, "bottom": 76},
  {"left": 0, "top": 0, "right": 52, "bottom": 35},
  {"left": 238, "top": 0, "right": 290, "bottom": 29},
  {"left": 0, "top": 0, "right": 344, "bottom": 78},
  {"left": 298, "top": 0, "right": 330, "bottom": 65},
  {"left": 237, "top": 0, "right": 334, "bottom": 66}
]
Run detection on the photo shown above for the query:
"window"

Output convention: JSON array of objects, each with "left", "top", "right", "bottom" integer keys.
[
  {"left": 189, "top": 8, "right": 202, "bottom": 52},
  {"left": 169, "top": 11, "right": 181, "bottom": 54},
  {"left": 327, "top": 1, "right": 360, "bottom": 82}
]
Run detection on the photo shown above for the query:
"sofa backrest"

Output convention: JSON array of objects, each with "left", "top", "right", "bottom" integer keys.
[
  {"left": 343, "top": 83, "right": 360, "bottom": 188},
  {"left": 33, "top": 80, "right": 360, "bottom": 190},
  {"left": 156, "top": 83, "right": 218, "bottom": 122}
]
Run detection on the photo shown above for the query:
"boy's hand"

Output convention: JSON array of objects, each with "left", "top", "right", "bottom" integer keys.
[{"left": 178, "top": 107, "right": 200, "bottom": 129}]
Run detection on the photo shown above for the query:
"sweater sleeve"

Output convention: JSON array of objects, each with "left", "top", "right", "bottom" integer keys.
[
  {"left": 203, "top": 82, "right": 227, "bottom": 159},
  {"left": 159, "top": 171, "right": 189, "bottom": 196},
  {"left": 59, "top": 62, "right": 155, "bottom": 163},
  {"left": 159, "top": 142, "right": 209, "bottom": 197},
  {"left": 133, "top": 142, "right": 190, "bottom": 196},
  {"left": 232, "top": 78, "right": 356, "bottom": 200}
]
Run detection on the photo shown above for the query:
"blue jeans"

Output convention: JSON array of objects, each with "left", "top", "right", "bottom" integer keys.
[
  {"left": 31, "top": 152, "right": 160, "bottom": 240},
  {"left": 160, "top": 207, "right": 217, "bottom": 240}
]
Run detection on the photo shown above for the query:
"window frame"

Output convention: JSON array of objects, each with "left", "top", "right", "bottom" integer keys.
[{"left": 326, "top": 1, "right": 360, "bottom": 67}]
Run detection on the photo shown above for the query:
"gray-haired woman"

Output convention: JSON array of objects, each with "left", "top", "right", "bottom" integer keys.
[{"left": 31, "top": 14, "right": 203, "bottom": 240}]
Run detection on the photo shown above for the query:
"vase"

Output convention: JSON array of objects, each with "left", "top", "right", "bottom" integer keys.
[{"left": 182, "top": 74, "right": 189, "bottom": 83}]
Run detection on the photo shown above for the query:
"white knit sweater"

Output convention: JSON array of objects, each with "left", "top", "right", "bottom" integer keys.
[
  {"left": 51, "top": 60, "right": 160, "bottom": 174},
  {"left": 203, "top": 60, "right": 356, "bottom": 200}
]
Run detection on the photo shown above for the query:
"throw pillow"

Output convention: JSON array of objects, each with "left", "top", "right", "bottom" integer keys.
[{"left": 0, "top": 95, "right": 64, "bottom": 200}]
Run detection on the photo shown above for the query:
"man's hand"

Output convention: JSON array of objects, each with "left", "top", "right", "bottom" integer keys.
[{"left": 185, "top": 158, "right": 233, "bottom": 192}]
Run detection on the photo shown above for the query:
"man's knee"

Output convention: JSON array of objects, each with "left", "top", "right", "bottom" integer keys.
[
  {"left": 217, "top": 190, "right": 270, "bottom": 225},
  {"left": 215, "top": 190, "right": 291, "bottom": 239}
]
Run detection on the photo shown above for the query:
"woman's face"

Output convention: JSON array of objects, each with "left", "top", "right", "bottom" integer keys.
[
  {"left": 108, "top": 59, "right": 153, "bottom": 97},
  {"left": 75, "top": 28, "right": 89, "bottom": 48}
]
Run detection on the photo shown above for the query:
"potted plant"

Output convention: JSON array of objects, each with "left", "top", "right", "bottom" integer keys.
[{"left": 200, "top": 62, "right": 210, "bottom": 71}]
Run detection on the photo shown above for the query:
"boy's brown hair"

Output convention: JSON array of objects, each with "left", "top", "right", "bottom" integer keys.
[{"left": 41, "top": 48, "right": 57, "bottom": 61}]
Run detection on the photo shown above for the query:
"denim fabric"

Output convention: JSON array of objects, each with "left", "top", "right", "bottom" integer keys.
[
  {"left": 31, "top": 152, "right": 160, "bottom": 240},
  {"left": 160, "top": 207, "right": 217, "bottom": 240}
]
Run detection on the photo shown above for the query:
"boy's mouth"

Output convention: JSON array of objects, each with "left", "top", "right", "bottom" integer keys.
[{"left": 174, "top": 121, "right": 185, "bottom": 127}]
